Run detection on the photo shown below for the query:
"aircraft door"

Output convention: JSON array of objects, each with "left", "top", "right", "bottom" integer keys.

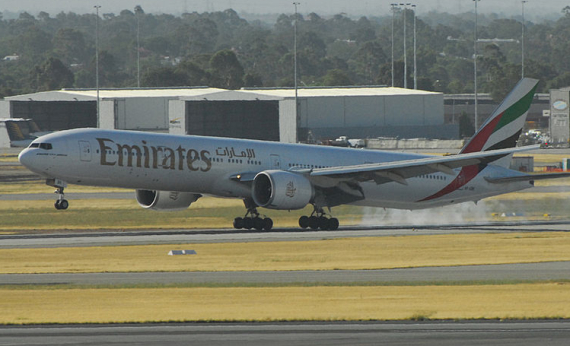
[
  {"left": 270, "top": 154, "right": 281, "bottom": 169},
  {"left": 79, "top": 140, "right": 92, "bottom": 162}
]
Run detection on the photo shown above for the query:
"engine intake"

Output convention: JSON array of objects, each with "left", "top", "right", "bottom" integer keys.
[
  {"left": 252, "top": 170, "right": 314, "bottom": 210},
  {"left": 136, "top": 190, "right": 201, "bottom": 211}
]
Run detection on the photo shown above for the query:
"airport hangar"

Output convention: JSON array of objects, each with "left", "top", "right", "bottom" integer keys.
[{"left": 0, "top": 86, "right": 454, "bottom": 145}]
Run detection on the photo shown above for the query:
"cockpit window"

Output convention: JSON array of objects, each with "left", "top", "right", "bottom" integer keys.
[{"left": 31, "top": 143, "right": 53, "bottom": 150}]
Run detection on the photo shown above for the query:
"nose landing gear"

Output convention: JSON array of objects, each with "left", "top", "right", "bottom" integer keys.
[
  {"left": 47, "top": 179, "right": 69, "bottom": 210},
  {"left": 54, "top": 186, "right": 69, "bottom": 210}
]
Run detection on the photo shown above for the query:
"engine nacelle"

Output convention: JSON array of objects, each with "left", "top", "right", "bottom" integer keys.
[
  {"left": 252, "top": 170, "right": 314, "bottom": 210},
  {"left": 136, "top": 190, "right": 201, "bottom": 211}
]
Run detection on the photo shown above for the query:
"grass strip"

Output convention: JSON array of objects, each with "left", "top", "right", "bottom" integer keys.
[
  {"left": 1, "top": 196, "right": 570, "bottom": 231},
  {"left": 2, "top": 232, "right": 570, "bottom": 274},
  {"left": 1, "top": 283, "right": 570, "bottom": 324}
]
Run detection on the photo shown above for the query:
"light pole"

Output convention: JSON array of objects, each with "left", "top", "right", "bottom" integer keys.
[
  {"left": 521, "top": 0, "right": 527, "bottom": 78},
  {"left": 94, "top": 5, "right": 101, "bottom": 128},
  {"left": 136, "top": 6, "right": 141, "bottom": 88},
  {"left": 390, "top": 4, "right": 398, "bottom": 87},
  {"left": 473, "top": 0, "right": 480, "bottom": 130},
  {"left": 412, "top": 4, "right": 417, "bottom": 90},
  {"left": 400, "top": 3, "right": 410, "bottom": 88},
  {"left": 293, "top": 2, "right": 299, "bottom": 143}
]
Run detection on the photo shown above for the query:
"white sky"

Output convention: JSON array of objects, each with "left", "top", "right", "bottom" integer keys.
[{"left": 0, "top": 0, "right": 564, "bottom": 19}]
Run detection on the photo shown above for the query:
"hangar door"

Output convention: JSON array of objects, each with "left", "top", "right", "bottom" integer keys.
[
  {"left": 11, "top": 101, "right": 96, "bottom": 131},
  {"left": 185, "top": 100, "right": 279, "bottom": 141}
]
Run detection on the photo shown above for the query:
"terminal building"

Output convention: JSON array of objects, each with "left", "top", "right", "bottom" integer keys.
[{"left": 0, "top": 86, "right": 454, "bottom": 147}]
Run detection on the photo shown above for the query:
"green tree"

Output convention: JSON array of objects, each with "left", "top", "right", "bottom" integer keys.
[
  {"left": 175, "top": 60, "right": 209, "bottom": 86},
  {"left": 30, "top": 57, "right": 74, "bottom": 91},
  {"left": 322, "top": 69, "right": 353, "bottom": 86},
  {"left": 53, "top": 28, "right": 87, "bottom": 64},
  {"left": 350, "top": 41, "right": 387, "bottom": 84},
  {"left": 209, "top": 50, "right": 244, "bottom": 89},
  {"left": 141, "top": 67, "right": 187, "bottom": 87},
  {"left": 459, "top": 112, "right": 474, "bottom": 138}
]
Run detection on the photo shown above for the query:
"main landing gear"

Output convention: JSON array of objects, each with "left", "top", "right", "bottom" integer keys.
[
  {"left": 233, "top": 198, "right": 273, "bottom": 231},
  {"left": 54, "top": 186, "right": 69, "bottom": 210},
  {"left": 298, "top": 207, "right": 339, "bottom": 230}
]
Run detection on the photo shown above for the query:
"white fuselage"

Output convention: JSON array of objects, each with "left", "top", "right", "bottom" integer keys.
[{"left": 18, "top": 128, "right": 533, "bottom": 210}]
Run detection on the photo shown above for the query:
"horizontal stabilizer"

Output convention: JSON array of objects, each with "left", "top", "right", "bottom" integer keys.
[{"left": 485, "top": 172, "right": 570, "bottom": 184}]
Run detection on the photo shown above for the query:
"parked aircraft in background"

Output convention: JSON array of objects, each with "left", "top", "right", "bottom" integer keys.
[{"left": 18, "top": 78, "right": 570, "bottom": 230}]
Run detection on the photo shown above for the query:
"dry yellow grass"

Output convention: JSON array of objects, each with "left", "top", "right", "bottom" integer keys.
[
  {"left": 2, "top": 283, "right": 570, "bottom": 324},
  {"left": 522, "top": 153, "right": 570, "bottom": 164},
  {"left": 2, "top": 232, "right": 570, "bottom": 274},
  {"left": 488, "top": 191, "right": 570, "bottom": 201}
]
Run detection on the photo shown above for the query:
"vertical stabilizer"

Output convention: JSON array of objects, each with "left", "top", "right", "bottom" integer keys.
[{"left": 460, "top": 78, "right": 539, "bottom": 156}]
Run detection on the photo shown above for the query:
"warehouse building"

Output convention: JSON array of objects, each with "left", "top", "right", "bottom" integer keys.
[
  {"left": 1, "top": 87, "right": 226, "bottom": 132},
  {"left": 444, "top": 93, "right": 550, "bottom": 132},
  {"left": 239, "top": 86, "right": 453, "bottom": 143},
  {"left": 1, "top": 86, "right": 454, "bottom": 147},
  {"left": 168, "top": 90, "right": 283, "bottom": 141}
]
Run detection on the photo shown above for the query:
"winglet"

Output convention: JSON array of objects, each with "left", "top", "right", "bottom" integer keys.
[{"left": 460, "top": 78, "right": 539, "bottom": 154}]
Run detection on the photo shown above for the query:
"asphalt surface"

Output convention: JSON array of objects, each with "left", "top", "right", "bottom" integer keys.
[
  {"left": 2, "top": 220, "right": 570, "bottom": 249},
  {"left": 2, "top": 261, "right": 570, "bottom": 286},
  {"left": 2, "top": 321, "right": 570, "bottom": 346}
]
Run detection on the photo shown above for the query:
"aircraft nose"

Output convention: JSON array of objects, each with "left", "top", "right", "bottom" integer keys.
[{"left": 18, "top": 148, "right": 33, "bottom": 170}]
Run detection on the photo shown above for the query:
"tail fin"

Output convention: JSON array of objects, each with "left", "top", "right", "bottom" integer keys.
[{"left": 460, "top": 78, "right": 539, "bottom": 156}]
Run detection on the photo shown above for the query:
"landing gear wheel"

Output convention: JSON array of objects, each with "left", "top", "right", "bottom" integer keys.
[
  {"left": 318, "top": 216, "right": 329, "bottom": 230},
  {"left": 308, "top": 216, "right": 319, "bottom": 230},
  {"left": 55, "top": 199, "right": 69, "bottom": 210},
  {"left": 328, "top": 218, "right": 339, "bottom": 231},
  {"left": 299, "top": 216, "right": 309, "bottom": 229},
  {"left": 263, "top": 218, "right": 273, "bottom": 231},
  {"left": 243, "top": 217, "right": 254, "bottom": 230},
  {"left": 254, "top": 217, "right": 265, "bottom": 231},
  {"left": 233, "top": 217, "right": 244, "bottom": 229}
]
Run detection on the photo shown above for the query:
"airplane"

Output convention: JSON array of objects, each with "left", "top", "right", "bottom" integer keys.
[{"left": 18, "top": 78, "right": 570, "bottom": 231}]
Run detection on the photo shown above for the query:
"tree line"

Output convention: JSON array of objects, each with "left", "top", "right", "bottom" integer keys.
[{"left": 2, "top": 7, "right": 570, "bottom": 100}]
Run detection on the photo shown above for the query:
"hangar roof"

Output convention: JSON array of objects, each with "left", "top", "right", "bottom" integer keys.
[
  {"left": 5, "top": 86, "right": 440, "bottom": 103},
  {"left": 5, "top": 87, "right": 227, "bottom": 102},
  {"left": 240, "top": 86, "right": 441, "bottom": 98},
  {"left": 179, "top": 90, "right": 282, "bottom": 101}
]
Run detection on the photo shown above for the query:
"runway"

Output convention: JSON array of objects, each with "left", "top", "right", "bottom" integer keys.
[
  {"left": 2, "top": 220, "right": 570, "bottom": 249},
  {"left": 2, "top": 321, "right": 570, "bottom": 346}
]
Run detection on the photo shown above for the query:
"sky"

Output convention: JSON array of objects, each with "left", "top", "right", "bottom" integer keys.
[{"left": 0, "top": 0, "right": 566, "bottom": 19}]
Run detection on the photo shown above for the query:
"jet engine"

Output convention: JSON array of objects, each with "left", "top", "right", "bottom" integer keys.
[
  {"left": 252, "top": 170, "right": 314, "bottom": 210},
  {"left": 136, "top": 190, "right": 201, "bottom": 211}
]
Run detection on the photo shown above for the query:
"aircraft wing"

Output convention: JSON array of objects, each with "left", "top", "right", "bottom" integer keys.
[{"left": 309, "top": 145, "right": 540, "bottom": 186}]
